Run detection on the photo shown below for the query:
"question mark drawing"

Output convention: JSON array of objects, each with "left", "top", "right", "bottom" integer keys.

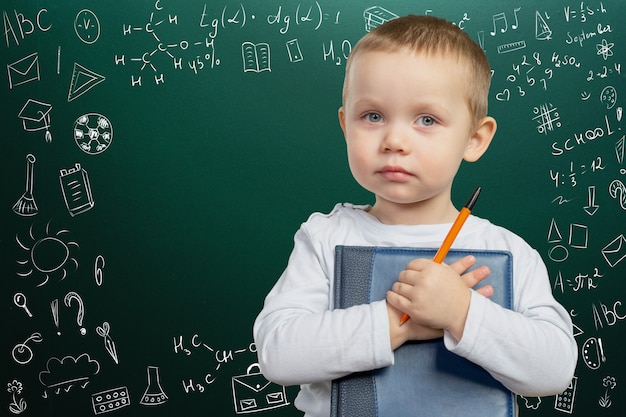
[{"left": 64, "top": 291, "right": 86, "bottom": 335}]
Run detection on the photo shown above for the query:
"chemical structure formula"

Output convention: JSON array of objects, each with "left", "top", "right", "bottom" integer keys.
[
  {"left": 113, "top": 1, "right": 346, "bottom": 86},
  {"left": 114, "top": 1, "right": 220, "bottom": 87}
]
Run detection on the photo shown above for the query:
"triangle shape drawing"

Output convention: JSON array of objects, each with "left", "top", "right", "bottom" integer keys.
[
  {"left": 535, "top": 11, "right": 552, "bottom": 41},
  {"left": 547, "top": 218, "right": 562, "bottom": 243},
  {"left": 68, "top": 63, "right": 105, "bottom": 102}
]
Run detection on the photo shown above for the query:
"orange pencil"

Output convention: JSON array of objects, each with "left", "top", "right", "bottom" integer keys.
[{"left": 399, "top": 186, "right": 482, "bottom": 326}]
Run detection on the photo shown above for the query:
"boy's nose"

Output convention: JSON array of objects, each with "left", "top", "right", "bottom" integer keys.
[{"left": 381, "top": 126, "right": 410, "bottom": 154}]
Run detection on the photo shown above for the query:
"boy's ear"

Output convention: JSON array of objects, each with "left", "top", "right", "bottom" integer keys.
[
  {"left": 463, "top": 116, "right": 497, "bottom": 162},
  {"left": 338, "top": 107, "right": 347, "bottom": 137}
]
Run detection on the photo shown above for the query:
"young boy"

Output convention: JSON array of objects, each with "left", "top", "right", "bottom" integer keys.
[{"left": 254, "top": 15, "right": 577, "bottom": 417}]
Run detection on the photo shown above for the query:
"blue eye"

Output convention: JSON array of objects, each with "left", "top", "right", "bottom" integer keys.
[
  {"left": 418, "top": 115, "right": 436, "bottom": 126},
  {"left": 365, "top": 113, "right": 383, "bottom": 123}
]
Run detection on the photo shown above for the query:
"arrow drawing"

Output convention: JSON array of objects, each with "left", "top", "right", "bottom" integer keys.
[{"left": 584, "top": 186, "right": 599, "bottom": 216}]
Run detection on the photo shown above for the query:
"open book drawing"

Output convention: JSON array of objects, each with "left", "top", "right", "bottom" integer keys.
[{"left": 242, "top": 42, "right": 271, "bottom": 73}]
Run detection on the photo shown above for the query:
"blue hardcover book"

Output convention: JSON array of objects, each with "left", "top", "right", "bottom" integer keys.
[{"left": 331, "top": 246, "right": 515, "bottom": 417}]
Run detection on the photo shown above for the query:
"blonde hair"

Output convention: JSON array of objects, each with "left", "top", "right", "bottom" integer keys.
[{"left": 342, "top": 15, "right": 491, "bottom": 126}]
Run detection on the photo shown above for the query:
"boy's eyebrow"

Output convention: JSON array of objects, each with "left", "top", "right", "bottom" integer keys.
[
  {"left": 350, "top": 97, "right": 380, "bottom": 106},
  {"left": 349, "top": 97, "right": 452, "bottom": 116}
]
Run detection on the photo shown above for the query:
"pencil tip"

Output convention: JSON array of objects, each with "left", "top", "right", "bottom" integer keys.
[{"left": 465, "top": 186, "right": 482, "bottom": 210}]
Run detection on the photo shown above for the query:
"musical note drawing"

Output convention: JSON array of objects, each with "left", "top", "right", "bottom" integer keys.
[
  {"left": 511, "top": 7, "right": 521, "bottom": 29},
  {"left": 490, "top": 12, "right": 507, "bottom": 35}
]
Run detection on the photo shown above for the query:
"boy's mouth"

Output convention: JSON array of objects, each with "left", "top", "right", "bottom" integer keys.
[{"left": 378, "top": 165, "right": 413, "bottom": 181}]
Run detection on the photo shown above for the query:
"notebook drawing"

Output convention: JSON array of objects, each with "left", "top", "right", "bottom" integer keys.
[{"left": 331, "top": 246, "right": 515, "bottom": 417}]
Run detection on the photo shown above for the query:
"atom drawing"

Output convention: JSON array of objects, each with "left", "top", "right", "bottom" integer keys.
[{"left": 596, "top": 39, "right": 614, "bottom": 61}]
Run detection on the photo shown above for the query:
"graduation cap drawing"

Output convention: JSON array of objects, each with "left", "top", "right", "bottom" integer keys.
[{"left": 18, "top": 99, "right": 53, "bottom": 142}]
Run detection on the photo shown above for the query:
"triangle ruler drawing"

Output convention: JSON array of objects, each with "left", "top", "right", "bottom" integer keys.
[{"left": 68, "top": 63, "right": 105, "bottom": 102}]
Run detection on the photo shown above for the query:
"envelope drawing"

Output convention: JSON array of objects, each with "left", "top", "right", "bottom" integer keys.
[
  {"left": 231, "top": 363, "right": 289, "bottom": 414},
  {"left": 8, "top": 52, "right": 40, "bottom": 89},
  {"left": 266, "top": 391, "right": 285, "bottom": 404},
  {"left": 602, "top": 234, "right": 626, "bottom": 267}
]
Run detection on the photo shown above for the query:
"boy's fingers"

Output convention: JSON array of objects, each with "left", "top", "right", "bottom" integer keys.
[
  {"left": 386, "top": 290, "right": 410, "bottom": 312},
  {"left": 449, "top": 255, "right": 477, "bottom": 274},
  {"left": 461, "top": 265, "right": 491, "bottom": 287},
  {"left": 475, "top": 284, "right": 494, "bottom": 298}
]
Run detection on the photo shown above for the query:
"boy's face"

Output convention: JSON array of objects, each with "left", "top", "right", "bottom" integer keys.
[{"left": 338, "top": 49, "right": 492, "bottom": 223}]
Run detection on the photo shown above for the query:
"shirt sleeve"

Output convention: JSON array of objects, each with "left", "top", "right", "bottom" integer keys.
[
  {"left": 443, "top": 249, "right": 577, "bottom": 397},
  {"left": 253, "top": 224, "right": 394, "bottom": 386}
]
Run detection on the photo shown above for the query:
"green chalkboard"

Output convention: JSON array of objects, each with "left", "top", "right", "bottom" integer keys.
[{"left": 2, "top": 1, "right": 625, "bottom": 416}]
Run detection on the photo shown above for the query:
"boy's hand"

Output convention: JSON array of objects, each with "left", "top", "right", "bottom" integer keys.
[
  {"left": 386, "top": 255, "right": 492, "bottom": 347},
  {"left": 387, "top": 303, "right": 443, "bottom": 349}
]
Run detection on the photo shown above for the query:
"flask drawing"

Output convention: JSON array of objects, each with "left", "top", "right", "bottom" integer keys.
[{"left": 140, "top": 366, "right": 168, "bottom": 406}]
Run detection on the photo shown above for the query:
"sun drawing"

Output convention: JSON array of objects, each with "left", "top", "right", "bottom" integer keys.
[{"left": 16, "top": 221, "right": 79, "bottom": 287}]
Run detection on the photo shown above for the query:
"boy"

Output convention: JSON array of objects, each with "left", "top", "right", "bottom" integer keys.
[{"left": 253, "top": 15, "right": 577, "bottom": 417}]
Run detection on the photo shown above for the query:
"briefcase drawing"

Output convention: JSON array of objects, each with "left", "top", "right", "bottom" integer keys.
[{"left": 231, "top": 363, "right": 289, "bottom": 414}]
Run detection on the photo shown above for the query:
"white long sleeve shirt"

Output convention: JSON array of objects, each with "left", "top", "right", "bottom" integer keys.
[{"left": 253, "top": 203, "right": 577, "bottom": 417}]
